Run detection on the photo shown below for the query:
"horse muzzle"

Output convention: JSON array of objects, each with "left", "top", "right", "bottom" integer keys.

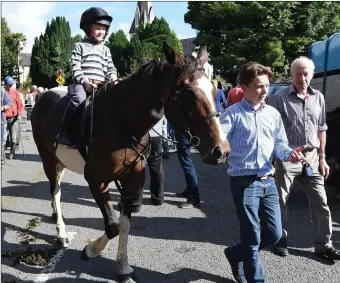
[{"left": 201, "top": 145, "right": 229, "bottom": 165}]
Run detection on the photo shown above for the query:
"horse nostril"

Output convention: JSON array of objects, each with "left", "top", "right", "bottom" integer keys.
[{"left": 212, "top": 146, "right": 223, "bottom": 159}]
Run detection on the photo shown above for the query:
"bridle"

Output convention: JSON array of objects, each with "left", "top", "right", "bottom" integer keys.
[
  {"left": 169, "top": 66, "right": 220, "bottom": 147},
  {"left": 115, "top": 64, "right": 220, "bottom": 172}
]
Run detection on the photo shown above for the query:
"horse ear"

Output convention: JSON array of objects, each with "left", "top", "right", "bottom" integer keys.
[
  {"left": 163, "top": 41, "right": 180, "bottom": 65},
  {"left": 197, "top": 46, "right": 208, "bottom": 67}
]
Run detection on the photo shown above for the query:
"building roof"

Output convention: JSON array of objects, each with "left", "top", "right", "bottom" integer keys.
[
  {"left": 180, "top": 37, "right": 196, "bottom": 57},
  {"left": 129, "top": 1, "right": 154, "bottom": 35},
  {"left": 20, "top": 53, "right": 31, "bottom": 67}
]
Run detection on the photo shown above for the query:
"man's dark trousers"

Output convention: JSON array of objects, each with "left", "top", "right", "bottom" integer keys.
[{"left": 174, "top": 130, "right": 199, "bottom": 197}]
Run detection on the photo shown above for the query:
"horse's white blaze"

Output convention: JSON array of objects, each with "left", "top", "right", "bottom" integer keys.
[
  {"left": 56, "top": 144, "right": 85, "bottom": 174},
  {"left": 196, "top": 76, "right": 227, "bottom": 143},
  {"left": 196, "top": 76, "right": 215, "bottom": 110},
  {"left": 117, "top": 215, "right": 134, "bottom": 275},
  {"left": 86, "top": 233, "right": 110, "bottom": 258}
]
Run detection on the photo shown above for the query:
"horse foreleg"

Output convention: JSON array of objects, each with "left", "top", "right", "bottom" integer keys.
[
  {"left": 116, "top": 171, "right": 145, "bottom": 283},
  {"left": 82, "top": 182, "right": 120, "bottom": 260},
  {"left": 117, "top": 198, "right": 135, "bottom": 283}
]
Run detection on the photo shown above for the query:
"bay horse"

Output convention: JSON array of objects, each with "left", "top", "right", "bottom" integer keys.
[{"left": 31, "top": 42, "right": 230, "bottom": 282}]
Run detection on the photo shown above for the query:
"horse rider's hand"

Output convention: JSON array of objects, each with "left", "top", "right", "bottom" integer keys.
[
  {"left": 84, "top": 81, "right": 98, "bottom": 92},
  {"left": 112, "top": 76, "right": 120, "bottom": 85},
  {"left": 319, "top": 155, "right": 330, "bottom": 179},
  {"left": 17, "top": 115, "right": 22, "bottom": 121},
  {"left": 288, "top": 145, "right": 306, "bottom": 163}
]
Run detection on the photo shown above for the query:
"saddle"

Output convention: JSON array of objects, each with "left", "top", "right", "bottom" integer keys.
[{"left": 44, "top": 85, "right": 102, "bottom": 155}]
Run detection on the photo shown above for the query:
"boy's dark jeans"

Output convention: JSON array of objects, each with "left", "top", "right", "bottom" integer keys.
[{"left": 227, "top": 176, "right": 282, "bottom": 283}]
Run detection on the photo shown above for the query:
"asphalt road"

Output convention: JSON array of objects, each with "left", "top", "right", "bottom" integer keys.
[{"left": 1, "top": 119, "right": 340, "bottom": 283}]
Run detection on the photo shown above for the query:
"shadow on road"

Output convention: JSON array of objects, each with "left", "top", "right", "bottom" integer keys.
[{"left": 2, "top": 153, "right": 340, "bottom": 267}]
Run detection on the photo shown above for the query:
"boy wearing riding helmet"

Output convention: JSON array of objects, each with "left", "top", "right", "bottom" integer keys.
[{"left": 57, "top": 7, "right": 117, "bottom": 147}]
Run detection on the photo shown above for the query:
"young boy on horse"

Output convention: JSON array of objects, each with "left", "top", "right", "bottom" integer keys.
[{"left": 56, "top": 7, "right": 118, "bottom": 147}]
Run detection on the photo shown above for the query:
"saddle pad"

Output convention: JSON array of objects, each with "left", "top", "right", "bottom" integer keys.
[{"left": 56, "top": 144, "right": 86, "bottom": 174}]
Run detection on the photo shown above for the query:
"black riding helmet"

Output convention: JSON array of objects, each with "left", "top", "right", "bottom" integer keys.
[{"left": 80, "top": 7, "right": 112, "bottom": 41}]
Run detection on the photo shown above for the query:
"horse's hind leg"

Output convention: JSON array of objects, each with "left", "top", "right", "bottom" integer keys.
[
  {"left": 81, "top": 180, "right": 120, "bottom": 260},
  {"left": 53, "top": 162, "right": 68, "bottom": 247},
  {"left": 41, "top": 153, "right": 69, "bottom": 247}
]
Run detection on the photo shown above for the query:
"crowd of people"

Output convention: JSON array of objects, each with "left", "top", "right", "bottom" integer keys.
[{"left": 1, "top": 77, "right": 47, "bottom": 163}]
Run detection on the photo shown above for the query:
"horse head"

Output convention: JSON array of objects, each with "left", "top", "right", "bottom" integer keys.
[{"left": 162, "top": 41, "right": 230, "bottom": 165}]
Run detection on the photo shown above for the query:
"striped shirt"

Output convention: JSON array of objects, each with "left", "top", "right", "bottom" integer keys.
[
  {"left": 267, "top": 84, "right": 327, "bottom": 150},
  {"left": 71, "top": 37, "right": 117, "bottom": 84},
  {"left": 220, "top": 98, "right": 292, "bottom": 177}
]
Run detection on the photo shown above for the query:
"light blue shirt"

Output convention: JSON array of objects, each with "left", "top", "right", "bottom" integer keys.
[{"left": 220, "top": 98, "right": 293, "bottom": 177}]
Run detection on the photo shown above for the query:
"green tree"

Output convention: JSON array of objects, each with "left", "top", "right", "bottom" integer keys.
[
  {"left": 30, "top": 16, "right": 73, "bottom": 88},
  {"left": 137, "top": 17, "right": 183, "bottom": 58},
  {"left": 129, "top": 34, "right": 157, "bottom": 72},
  {"left": 106, "top": 17, "right": 183, "bottom": 75},
  {"left": 106, "top": 29, "right": 131, "bottom": 76},
  {"left": 72, "top": 33, "right": 83, "bottom": 44},
  {"left": 184, "top": 1, "right": 340, "bottom": 82},
  {"left": 1, "top": 17, "right": 27, "bottom": 82}
]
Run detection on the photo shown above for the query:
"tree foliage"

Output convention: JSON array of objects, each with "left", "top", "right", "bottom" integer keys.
[
  {"left": 138, "top": 17, "right": 183, "bottom": 58},
  {"left": 184, "top": 1, "right": 340, "bottom": 83},
  {"left": 106, "top": 29, "right": 131, "bottom": 76},
  {"left": 30, "top": 17, "right": 73, "bottom": 88},
  {"left": 107, "top": 17, "right": 183, "bottom": 75},
  {"left": 1, "top": 17, "right": 27, "bottom": 82}
]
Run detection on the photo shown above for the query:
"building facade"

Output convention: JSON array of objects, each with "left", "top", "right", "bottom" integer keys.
[
  {"left": 129, "top": 1, "right": 155, "bottom": 38},
  {"left": 19, "top": 53, "right": 31, "bottom": 86}
]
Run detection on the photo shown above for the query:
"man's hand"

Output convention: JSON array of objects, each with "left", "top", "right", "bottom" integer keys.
[
  {"left": 288, "top": 145, "right": 306, "bottom": 163},
  {"left": 319, "top": 155, "right": 330, "bottom": 179},
  {"left": 17, "top": 115, "right": 21, "bottom": 121}
]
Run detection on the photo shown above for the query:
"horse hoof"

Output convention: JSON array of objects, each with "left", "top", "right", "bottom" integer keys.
[
  {"left": 81, "top": 247, "right": 90, "bottom": 261},
  {"left": 118, "top": 272, "right": 137, "bottom": 283},
  {"left": 56, "top": 237, "right": 69, "bottom": 248}
]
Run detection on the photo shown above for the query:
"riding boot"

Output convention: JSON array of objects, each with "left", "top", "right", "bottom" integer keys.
[
  {"left": 56, "top": 102, "right": 77, "bottom": 147},
  {"left": 8, "top": 144, "right": 16, "bottom": 160}
]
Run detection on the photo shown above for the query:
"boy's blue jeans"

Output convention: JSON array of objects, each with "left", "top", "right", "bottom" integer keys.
[
  {"left": 227, "top": 176, "right": 282, "bottom": 283},
  {"left": 174, "top": 130, "right": 199, "bottom": 197}
]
